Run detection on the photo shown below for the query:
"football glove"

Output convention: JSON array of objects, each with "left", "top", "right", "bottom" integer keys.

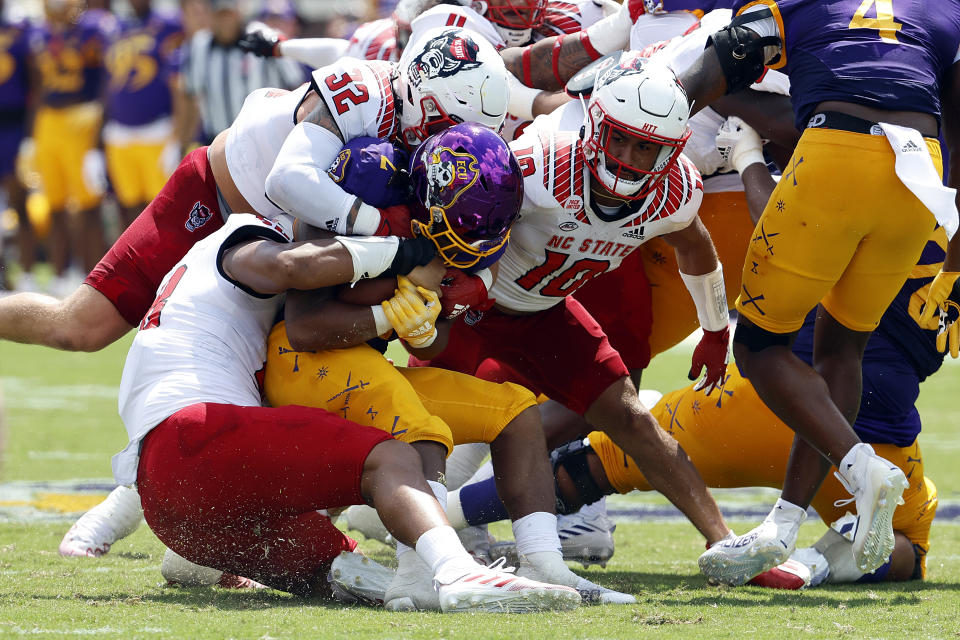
[
  {"left": 715, "top": 116, "right": 764, "bottom": 174},
  {"left": 688, "top": 326, "right": 730, "bottom": 393},
  {"left": 238, "top": 22, "right": 285, "bottom": 57},
  {"left": 375, "top": 204, "right": 415, "bottom": 238},
  {"left": 917, "top": 270, "right": 960, "bottom": 358},
  {"left": 381, "top": 275, "right": 441, "bottom": 348}
]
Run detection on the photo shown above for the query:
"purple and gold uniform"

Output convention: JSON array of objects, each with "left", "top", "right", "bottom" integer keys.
[
  {"left": 0, "top": 16, "right": 31, "bottom": 178},
  {"left": 590, "top": 231, "right": 947, "bottom": 574},
  {"left": 32, "top": 10, "right": 117, "bottom": 211},
  {"left": 731, "top": 0, "right": 960, "bottom": 333},
  {"left": 104, "top": 10, "right": 183, "bottom": 207}
]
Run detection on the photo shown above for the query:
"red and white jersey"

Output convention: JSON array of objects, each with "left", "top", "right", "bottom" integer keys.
[
  {"left": 113, "top": 213, "right": 294, "bottom": 485},
  {"left": 408, "top": 5, "right": 505, "bottom": 51},
  {"left": 535, "top": 0, "right": 619, "bottom": 38},
  {"left": 311, "top": 58, "right": 399, "bottom": 144},
  {"left": 345, "top": 17, "right": 399, "bottom": 62},
  {"left": 494, "top": 126, "right": 702, "bottom": 312},
  {"left": 225, "top": 58, "right": 398, "bottom": 220}
]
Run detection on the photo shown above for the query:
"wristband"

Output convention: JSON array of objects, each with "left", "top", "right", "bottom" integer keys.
[
  {"left": 370, "top": 304, "right": 392, "bottom": 336},
  {"left": 732, "top": 147, "right": 766, "bottom": 174},
  {"left": 352, "top": 201, "right": 382, "bottom": 236},
  {"left": 680, "top": 263, "right": 728, "bottom": 332},
  {"left": 389, "top": 236, "right": 437, "bottom": 275},
  {"left": 333, "top": 235, "right": 400, "bottom": 282}
]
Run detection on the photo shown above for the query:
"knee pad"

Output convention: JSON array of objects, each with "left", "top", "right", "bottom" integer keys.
[
  {"left": 551, "top": 438, "right": 606, "bottom": 515},
  {"left": 707, "top": 8, "right": 782, "bottom": 94}
]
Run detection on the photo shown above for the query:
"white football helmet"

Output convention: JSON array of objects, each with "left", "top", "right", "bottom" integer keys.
[
  {"left": 582, "top": 54, "right": 691, "bottom": 200},
  {"left": 394, "top": 26, "right": 509, "bottom": 149}
]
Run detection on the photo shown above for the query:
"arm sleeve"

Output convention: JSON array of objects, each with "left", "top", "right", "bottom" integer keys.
[
  {"left": 279, "top": 38, "right": 351, "bottom": 68},
  {"left": 264, "top": 121, "right": 357, "bottom": 233}
]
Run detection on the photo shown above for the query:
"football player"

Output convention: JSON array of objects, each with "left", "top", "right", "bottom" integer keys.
[
  {"left": 674, "top": 0, "right": 960, "bottom": 586},
  {"left": 102, "top": 0, "right": 184, "bottom": 231},
  {"left": 110, "top": 206, "right": 579, "bottom": 611},
  {"left": 264, "top": 124, "right": 635, "bottom": 608},
  {"left": 447, "top": 139, "right": 946, "bottom": 587},
  {"left": 412, "top": 57, "right": 737, "bottom": 561},
  {"left": 0, "top": 26, "right": 507, "bottom": 354},
  {"left": 30, "top": 0, "right": 117, "bottom": 294}
]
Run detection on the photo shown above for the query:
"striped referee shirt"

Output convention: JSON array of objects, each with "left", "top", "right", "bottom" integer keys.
[{"left": 181, "top": 29, "right": 308, "bottom": 142}]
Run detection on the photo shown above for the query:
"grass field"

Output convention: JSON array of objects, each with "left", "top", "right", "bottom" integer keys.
[{"left": 2, "top": 336, "right": 960, "bottom": 639}]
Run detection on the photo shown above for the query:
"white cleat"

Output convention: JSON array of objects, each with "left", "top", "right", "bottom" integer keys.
[
  {"left": 557, "top": 510, "right": 616, "bottom": 568},
  {"left": 59, "top": 486, "right": 143, "bottom": 558},
  {"left": 384, "top": 552, "right": 440, "bottom": 611},
  {"left": 161, "top": 548, "right": 267, "bottom": 589},
  {"left": 790, "top": 547, "right": 830, "bottom": 587},
  {"left": 436, "top": 557, "right": 581, "bottom": 613},
  {"left": 328, "top": 552, "right": 395, "bottom": 606},
  {"left": 517, "top": 552, "right": 636, "bottom": 605},
  {"left": 698, "top": 518, "right": 801, "bottom": 587},
  {"left": 834, "top": 451, "right": 908, "bottom": 574},
  {"left": 338, "top": 504, "right": 394, "bottom": 545}
]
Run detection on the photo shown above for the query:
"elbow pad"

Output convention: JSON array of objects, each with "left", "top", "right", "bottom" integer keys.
[
  {"left": 266, "top": 122, "right": 355, "bottom": 233},
  {"left": 707, "top": 8, "right": 782, "bottom": 95}
]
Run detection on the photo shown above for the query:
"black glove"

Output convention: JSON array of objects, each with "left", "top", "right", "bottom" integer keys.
[
  {"left": 238, "top": 25, "right": 284, "bottom": 57},
  {"left": 389, "top": 237, "right": 437, "bottom": 275}
]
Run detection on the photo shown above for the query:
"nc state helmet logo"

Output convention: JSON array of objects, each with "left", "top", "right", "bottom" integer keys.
[
  {"left": 423, "top": 145, "right": 480, "bottom": 209},
  {"left": 407, "top": 29, "right": 481, "bottom": 86},
  {"left": 185, "top": 201, "right": 212, "bottom": 232}
]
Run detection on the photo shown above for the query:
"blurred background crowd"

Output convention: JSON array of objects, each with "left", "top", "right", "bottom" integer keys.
[{"left": 0, "top": 0, "right": 393, "bottom": 296}]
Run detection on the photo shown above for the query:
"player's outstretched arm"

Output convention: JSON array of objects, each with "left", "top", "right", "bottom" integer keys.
[{"left": 220, "top": 237, "right": 356, "bottom": 295}]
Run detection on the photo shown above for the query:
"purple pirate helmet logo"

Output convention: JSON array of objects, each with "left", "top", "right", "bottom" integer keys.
[
  {"left": 423, "top": 145, "right": 481, "bottom": 209},
  {"left": 327, "top": 148, "right": 351, "bottom": 184},
  {"left": 407, "top": 29, "right": 481, "bottom": 86}
]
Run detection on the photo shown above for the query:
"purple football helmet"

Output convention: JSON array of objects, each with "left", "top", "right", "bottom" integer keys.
[{"left": 409, "top": 123, "right": 523, "bottom": 269}]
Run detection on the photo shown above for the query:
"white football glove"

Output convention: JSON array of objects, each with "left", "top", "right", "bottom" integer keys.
[
  {"left": 715, "top": 116, "right": 764, "bottom": 175},
  {"left": 82, "top": 149, "right": 108, "bottom": 196}
]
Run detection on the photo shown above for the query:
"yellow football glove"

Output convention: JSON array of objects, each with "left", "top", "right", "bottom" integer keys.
[
  {"left": 381, "top": 275, "right": 441, "bottom": 348},
  {"left": 917, "top": 270, "right": 960, "bottom": 358}
]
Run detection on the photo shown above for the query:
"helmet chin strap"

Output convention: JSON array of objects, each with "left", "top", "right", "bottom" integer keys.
[{"left": 493, "top": 23, "right": 532, "bottom": 47}]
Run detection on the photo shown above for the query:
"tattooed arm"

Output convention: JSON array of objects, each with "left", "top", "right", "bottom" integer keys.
[{"left": 264, "top": 85, "right": 382, "bottom": 235}]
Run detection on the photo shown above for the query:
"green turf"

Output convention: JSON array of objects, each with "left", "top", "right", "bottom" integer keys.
[{"left": 1, "top": 337, "right": 959, "bottom": 638}]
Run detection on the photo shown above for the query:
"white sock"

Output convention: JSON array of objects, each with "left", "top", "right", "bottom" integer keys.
[
  {"left": 87, "top": 486, "right": 144, "bottom": 539},
  {"left": 513, "top": 512, "right": 561, "bottom": 556},
  {"left": 444, "top": 444, "right": 491, "bottom": 490},
  {"left": 445, "top": 490, "right": 468, "bottom": 529},
  {"left": 397, "top": 480, "right": 449, "bottom": 558},
  {"left": 466, "top": 459, "right": 495, "bottom": 486},
  {"left": 767, "top": 498, "right": 807, "bottom": 526},
  {"left": 415, "top": 525, "right": 477, "bottom": 580}
]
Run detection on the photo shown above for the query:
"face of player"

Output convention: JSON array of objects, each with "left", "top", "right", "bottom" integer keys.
[{"left": 603, "top": 129, "right": 660, "bottom": 180}]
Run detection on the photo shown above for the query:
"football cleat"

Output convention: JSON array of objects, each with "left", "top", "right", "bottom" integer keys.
[
  {"left": 790, "top": 547, "right": 830, "bottom": 587},
  {"left": 328, "top": 552, "right": 395, "bottom": 606},
  {"left": 557, "top": 508, "right": 616, "bottom": 569},
  {"left": 59, "top": 486, "right": 143, "bottom": 558},
  {"left": 517, "top": 551, "right": 636, "bottom": 605},
  {"left": 834, "top": 448, "right": 908, "bottom": 574},
  {"left": 698, "top": 517, "right": 802, "bottom": 587},
  {"left": 337, "top": 504, "right": 394, "bottom": 545},
  {"left": 161, "top": 548, "right": 267, "bottom": 589},
  {"left": 384, "top": 551, "right": 441, "bottom": 611},
  {"left": 436, "top": 557, "right": 581, "bottom": 613},
  {"left": 747, "top": 558, "right": 811, "bottom": 590}
]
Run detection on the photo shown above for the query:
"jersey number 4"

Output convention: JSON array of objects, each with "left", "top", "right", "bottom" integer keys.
[
  {"left": 849, "top": 0, "right": 902, "bottom": 44},
  {"left": 516, "top": 250, "right": 609, "bottom": 297},
  {"left": 140, "top": 264, "right": 187, "bottom": 330},
  {"left": 324, "top": 71, "right": 370, "bottom": 115}
]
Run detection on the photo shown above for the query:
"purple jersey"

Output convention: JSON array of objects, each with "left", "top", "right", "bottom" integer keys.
[
  {"left": 0, "top": 18, "right": 32, "bottom": 112},
  {"left": 32, "top": 10, "right": 117, "bottom": 107},
  {"left": 734, "top": 0, "right": 960, "bottom": 129},
  {"left": 106, "top": 10, "right": 183, "bottom": 126}
]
